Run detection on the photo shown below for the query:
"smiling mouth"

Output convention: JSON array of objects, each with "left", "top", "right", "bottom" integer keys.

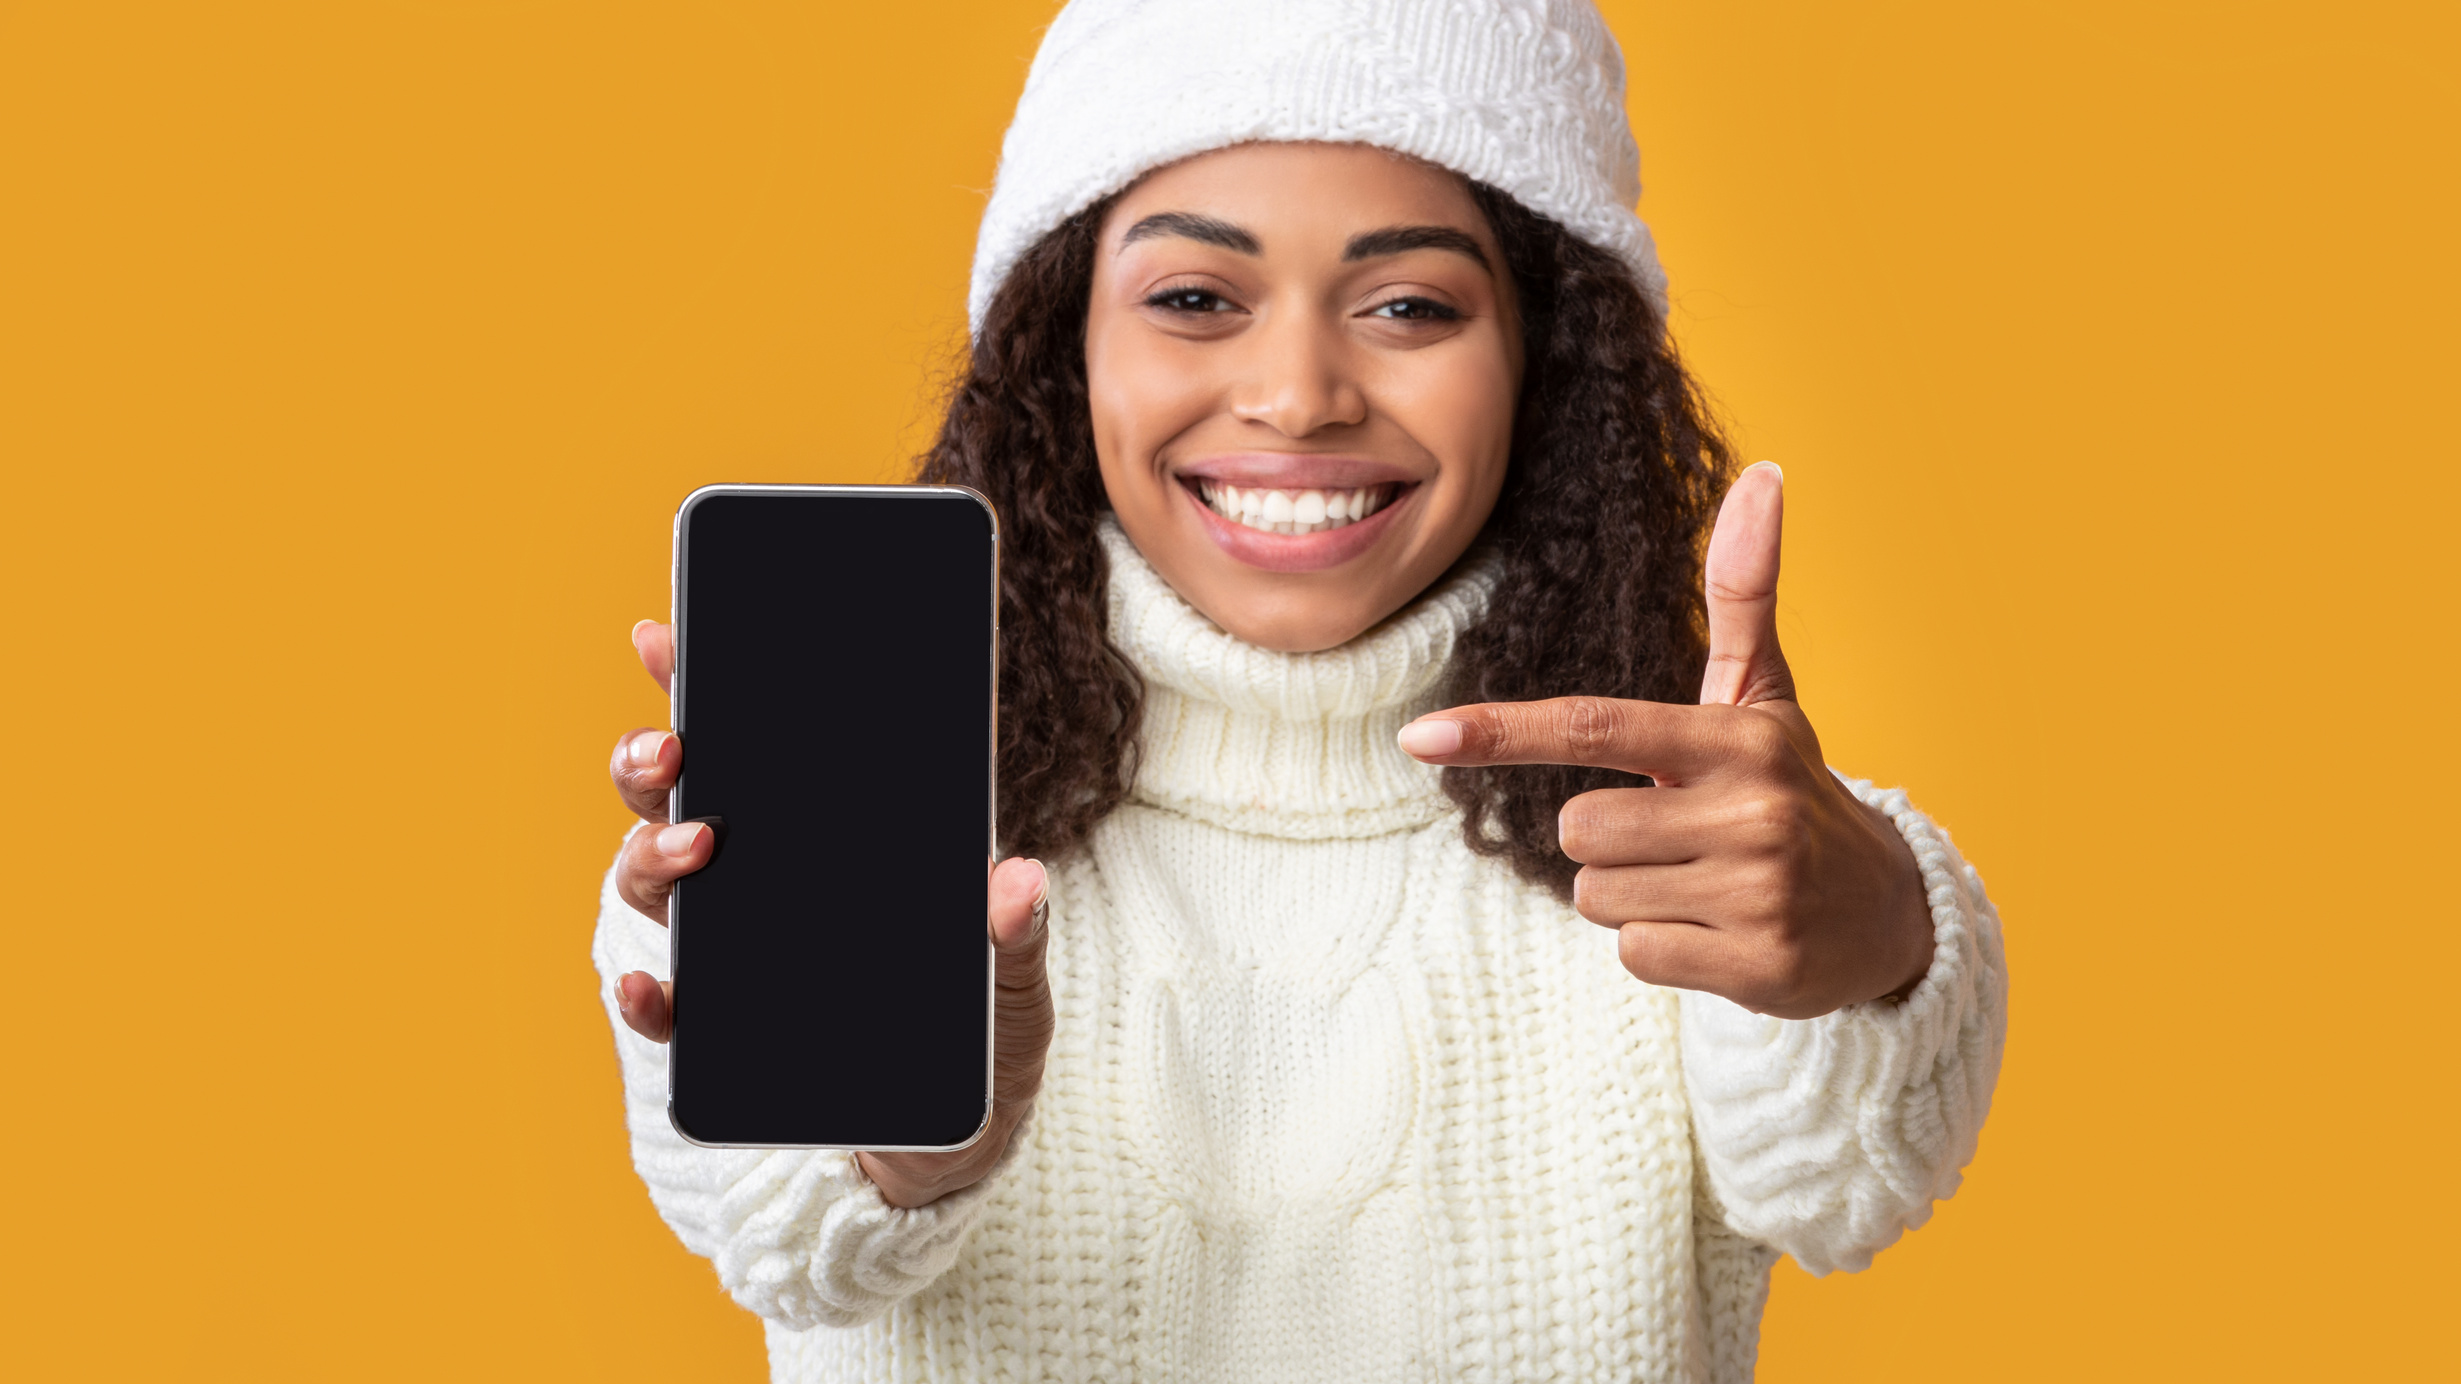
[{"left": 1191, "top": 479, "right": 1405, "bottom": 536}]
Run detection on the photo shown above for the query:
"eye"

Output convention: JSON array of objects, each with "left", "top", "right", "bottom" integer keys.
[
  {"left": 1145, "top": 285, "right": 1236, "bottom": 314},
  {"left": 1366, "top": 296, "right": 1462, "bottom": 322}
]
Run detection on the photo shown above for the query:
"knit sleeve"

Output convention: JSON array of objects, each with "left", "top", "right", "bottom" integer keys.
[
  {"left": 1677, "top": 778, "right": 2008, "bottom": 1276},
  {"left": 589, "top": 829, "right": 1015, "bottom": 1328}
]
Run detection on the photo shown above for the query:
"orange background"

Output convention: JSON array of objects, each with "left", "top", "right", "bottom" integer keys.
[{"left": 5, "top": 1, "right": 2455, "bottom": 1378}]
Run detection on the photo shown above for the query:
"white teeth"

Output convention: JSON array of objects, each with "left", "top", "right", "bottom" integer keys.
[{"left": 1196, "top": 482, "right": 1396, "bottom": 536}]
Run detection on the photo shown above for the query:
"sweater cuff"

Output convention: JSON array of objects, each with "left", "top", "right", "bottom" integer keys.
[
  {"left": 720, "top": 1113, "right": 1028, "bottom": 1328},
  {"left": 1678, "top": 777, "right": 2008, "bottom": 1275}
]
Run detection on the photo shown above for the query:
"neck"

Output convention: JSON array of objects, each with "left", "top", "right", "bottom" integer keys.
[{"left": 1100, "top": 521, "right": 1496, "bottom": 840}]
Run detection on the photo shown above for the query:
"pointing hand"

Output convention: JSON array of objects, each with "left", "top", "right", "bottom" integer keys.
[{"left": 1399, "top": 463, "right": 1933, "bottom": 1018}]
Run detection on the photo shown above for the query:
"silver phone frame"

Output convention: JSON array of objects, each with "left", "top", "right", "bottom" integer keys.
[{"left": 664, "top": 482, "right": 1000, "bottom": 1153}]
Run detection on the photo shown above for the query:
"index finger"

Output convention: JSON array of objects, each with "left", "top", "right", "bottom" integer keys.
[
  {"left": 1396, "top": 696, "right": 1741, "bottom": 779},
  {"left": 610, "top": 727, "right": 678, "bottom": 822}
]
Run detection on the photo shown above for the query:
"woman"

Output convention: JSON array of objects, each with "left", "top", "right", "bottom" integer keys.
[{"left": 596, "top": 1, "right": 2005, "bottom": 1379}]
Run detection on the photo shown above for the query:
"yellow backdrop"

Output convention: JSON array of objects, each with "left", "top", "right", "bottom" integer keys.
[{"left": 6, "top": 1, "right": 2454, "bottom": 1378}]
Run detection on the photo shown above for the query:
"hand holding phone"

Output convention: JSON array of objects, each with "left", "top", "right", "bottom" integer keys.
[
  {"left": 607, "top": 633, "right": 1054, "bottom": 1206},
  {"left": 604, "top": 485, "right": 1057, "bottom": 1203}
]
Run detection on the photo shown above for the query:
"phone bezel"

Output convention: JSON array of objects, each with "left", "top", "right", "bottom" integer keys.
[{"left": 663, "top": 482, "right": 1000, "bottom": 1153}]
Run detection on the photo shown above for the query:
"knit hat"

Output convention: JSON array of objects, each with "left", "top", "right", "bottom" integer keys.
[{"left": 966, "top": 0, "right": 1665, "bottom": 332}]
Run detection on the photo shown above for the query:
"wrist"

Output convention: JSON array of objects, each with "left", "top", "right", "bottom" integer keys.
[
  {"left": 1878, "top": 935, "right": 1932, "bottom": 1004},
  {"left": 1856, "top": 791, "right": 1935, "bottom": 1005}
]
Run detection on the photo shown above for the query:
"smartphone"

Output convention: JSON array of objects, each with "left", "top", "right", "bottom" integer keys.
[{"left": 665, "top": 484, "right": 998, "bottom": 1150}]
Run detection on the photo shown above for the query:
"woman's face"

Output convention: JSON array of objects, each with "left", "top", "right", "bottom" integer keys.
[{"left": 1085, "top": 142, "right": 1522, "bottom": 653}]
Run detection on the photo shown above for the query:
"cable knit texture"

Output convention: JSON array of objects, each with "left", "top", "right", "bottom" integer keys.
[
  {"left": 594, "top": 525, "right": 2005, "bottom": 1381},
  {"left": 967, "top": 0, "right": 1667, "bottom": 331}
]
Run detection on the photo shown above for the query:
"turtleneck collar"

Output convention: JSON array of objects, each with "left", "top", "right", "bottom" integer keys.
[{"left": 1099, "top": 520, "right": 1495, "bottom": 840}]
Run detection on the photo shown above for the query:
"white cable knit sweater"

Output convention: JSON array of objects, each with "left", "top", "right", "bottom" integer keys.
[{"left": 593, "top": 526, "right": 2007, "bottom": 1383}]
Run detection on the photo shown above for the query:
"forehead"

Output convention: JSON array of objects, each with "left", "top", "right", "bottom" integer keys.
[{"left": 1104, "top": 142, "right": 1488, "bottom": 249}]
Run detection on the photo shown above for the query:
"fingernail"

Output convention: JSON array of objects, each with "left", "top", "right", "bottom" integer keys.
[
  {"left": 614, "top": 977, "right": 632, "bottom": 1013},
  {"left": 631, "top": 619, "right": 658, "bottom": 645},
  {"left": 1027, "top": 859, "right": 1050, "bottom": 914},
  {"left": 627, "top": 732, "right": 671, "bottom": 768},
  {"left": 1748, "top": 459, "right": 1784, "bottom": 481},
  {"left": 655, "top": 822, "right": 702, "bottom": 856},
  {"left": 1397, "top": 718, "right": 1463, "bottom": 757}
]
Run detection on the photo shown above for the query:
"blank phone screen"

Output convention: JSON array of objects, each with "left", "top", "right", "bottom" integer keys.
[{"left": 667, "top": 487, "right": 996, "bottom": 1148}]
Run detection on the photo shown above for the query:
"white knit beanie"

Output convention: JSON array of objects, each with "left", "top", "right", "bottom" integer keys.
[{"left": 966, "top": 0, "right": 1665, "bottom": 332}]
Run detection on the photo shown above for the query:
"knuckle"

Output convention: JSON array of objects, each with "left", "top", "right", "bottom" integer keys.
[
  {"left": 997, "top": 933, "right": 1052, "bottom": 977},
  {"left": 1562, "top": 697, "right": 1622, "bottom": 761},
  {"left": 1617, "top": 927, "right": 1676, "bottom": 986},
  {"left": 1570, "top": 866, "right": 1614, "bottom": 925},
  {"left": 1735, "top": 790, "right": 1804, "bottom": 852},
  {"left": 616, "top": 882, "right": 668, "bottom": 922},
  {"left": 612, "top": 778, "right": 659, "bottom": 817},
  {"left": 1704, "top": 705, "right": 1774, "bottom": 767},
  {"left": 621, "top": 826, "right": 660, "bottom": 867},
  {"left": 1469, "top": 703, "right": 1517, "bottom": 757},
  {"left": 1557, "top": 795, "right": 1606, "bottom": 860},
  {"left": 610, "top": 738, "right": 676, "bottom": 821},
  {"left": 1614, "top": 923, "right": 1653, "bottom": 970},
  {"left": 1739, "top": 714, "right": 1794, "bottom": 770},
  {"left": 620, "top": 840, "right": 678, "bottom": 893}
]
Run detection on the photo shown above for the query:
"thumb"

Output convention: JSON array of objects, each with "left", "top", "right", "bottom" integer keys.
[
  {"left": 1700, "top": 461, "right": 1795, "bottom": 707},
  {"left": 988, "top": 857, "right": 1051, "bottom": 965}
]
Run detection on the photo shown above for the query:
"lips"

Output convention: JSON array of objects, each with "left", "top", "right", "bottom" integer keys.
[{"left": 1175, "top": 470, "right": 1418, "bottom": 573}]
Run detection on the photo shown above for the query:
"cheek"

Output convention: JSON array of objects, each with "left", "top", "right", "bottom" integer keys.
[
  {"left": 1086, "top": 319, "right": 1214, "bottom": 485},
  {"left": 1389, "top": 338, "right": 1518, "bottom": 506}
]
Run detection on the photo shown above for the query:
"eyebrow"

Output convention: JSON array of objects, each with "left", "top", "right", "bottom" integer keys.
[
  {"left": 1114, "top": 214, "right": 1491, "bottom": 271},
  {"left": 1344, "top": 225, "right": 1489, "bottom": 269},
  {"left": 1118, "top": 212, "right": 1262, "bottom": 254}
]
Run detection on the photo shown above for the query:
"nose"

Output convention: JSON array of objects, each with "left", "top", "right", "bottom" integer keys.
[{"left": 1228, "top": 313, "right": 1368, "bottom": 438}]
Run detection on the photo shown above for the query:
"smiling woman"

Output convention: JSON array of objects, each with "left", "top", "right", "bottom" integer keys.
[
  {"left": 1088, "top": 145, "right": 1522, "bottom": 646},
  {"left": 593, "top": 1, "right": 2005, "bottom": 1380}
]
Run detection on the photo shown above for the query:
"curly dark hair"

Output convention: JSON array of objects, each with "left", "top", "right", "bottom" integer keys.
[{"left": 917, "top": 180, "right": 1734, "bottom": 899}]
